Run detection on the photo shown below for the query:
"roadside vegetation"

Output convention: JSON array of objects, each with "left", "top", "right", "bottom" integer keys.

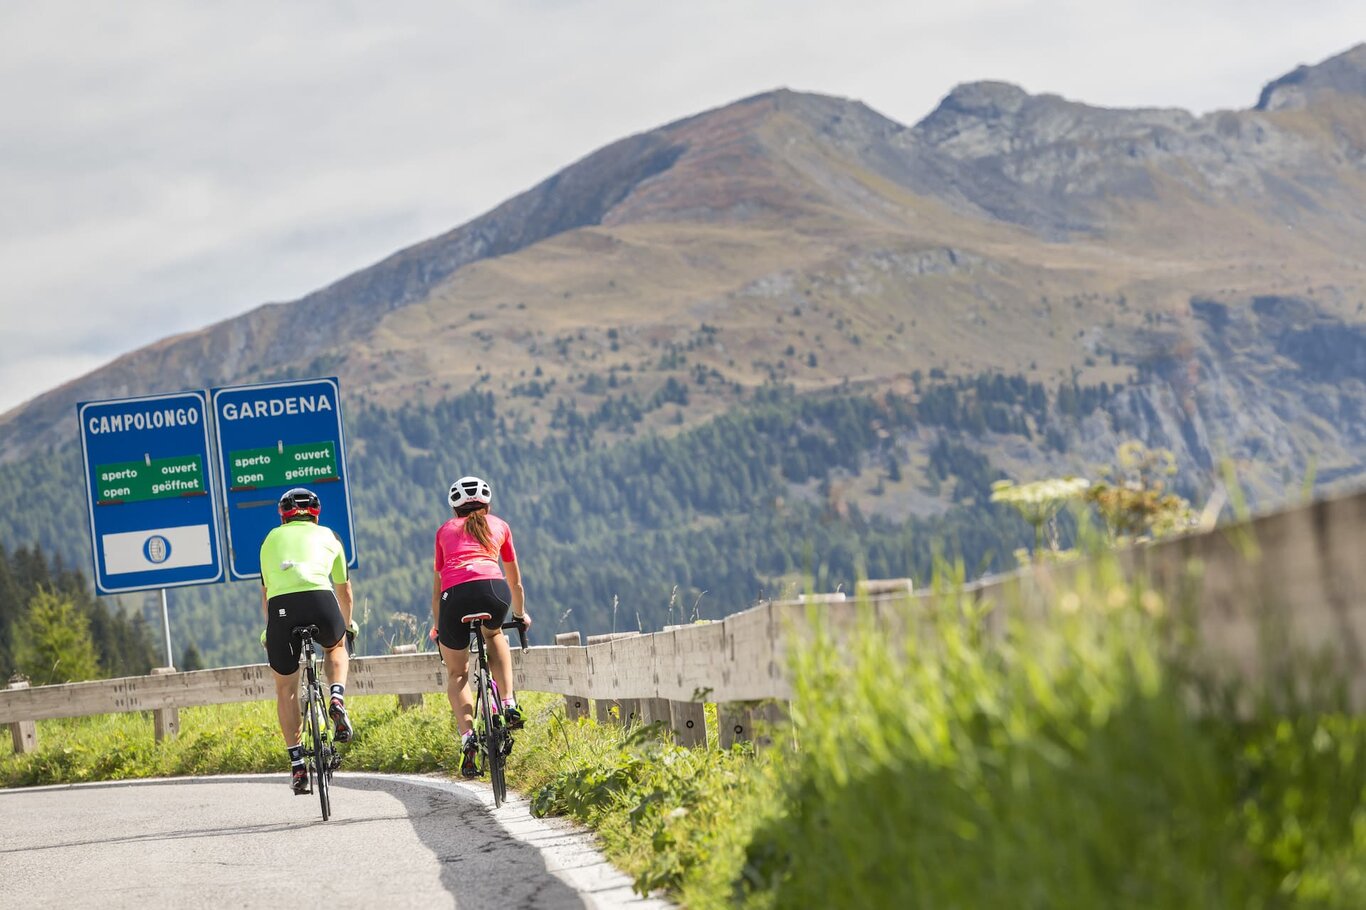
[
  {"left": 0, "top": 694, "right": 476, "bottom": 784},
  {"left": 6, "top": 563, "right": 1366, "bottom": 906}
]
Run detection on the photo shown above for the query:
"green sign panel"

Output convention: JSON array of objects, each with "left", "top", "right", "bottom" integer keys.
[
  {"left": 228, "top": 440, "right": 337, "bottom": 490},
  {"left": 94, "top": 455, "right": 206, "bottom": 505}
]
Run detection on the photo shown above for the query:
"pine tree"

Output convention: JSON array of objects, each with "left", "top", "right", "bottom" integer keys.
[
  {"left": 14, "top": 587, "right": 102, "bottom": 685},
  {"left": 0, "top": 544, "right": 22, "bottom": 672},
  {"left": 180, "top": 641, "right": 206, "bottom": 672}
]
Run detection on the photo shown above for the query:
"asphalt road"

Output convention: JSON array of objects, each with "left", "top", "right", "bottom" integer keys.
[{"left": 0, "top": 773, "right": 670, "bottom": 909}]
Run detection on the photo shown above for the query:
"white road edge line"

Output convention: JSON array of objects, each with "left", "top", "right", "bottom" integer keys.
[{"left": 375, "top": 773, "right": 673, "bottom": 909}]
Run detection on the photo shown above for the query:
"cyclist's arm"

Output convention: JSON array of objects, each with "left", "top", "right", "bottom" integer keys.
[
  {"left": 499, "top": 527, "right": 524, "bottom": 619},
  {"left": 505, "top": 559, "right": 525, "bottom": 618},
  {"left": 260, "top": 584, "right": 269, "bottom": 622},
  {"left": 431, "top": 571, "right": 441, "bottom": 632},
  {"left": 334, "top": 579, "right": 353, "bottom": 627},
  {"left": 328, "top": 537, "right": 352, "bottom": 626}
]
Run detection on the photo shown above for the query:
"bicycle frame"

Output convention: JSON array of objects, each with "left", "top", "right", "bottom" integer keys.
[
  {"left": 464, "top": 617, "right": 526, "bottom": 808},
  {"left": 294, "top": 625, "right": 336, "bottom": 821}
]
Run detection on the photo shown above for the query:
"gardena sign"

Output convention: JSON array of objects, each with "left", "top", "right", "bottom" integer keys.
[
  {"left": 77, "top": 392, "right": 224, "bottom": 594},
  {"left": 219, "top": 394, "right": 333, "bottom": 421},
  {"left": 211, "top": 378, "right": 357, "bottom": 580}
]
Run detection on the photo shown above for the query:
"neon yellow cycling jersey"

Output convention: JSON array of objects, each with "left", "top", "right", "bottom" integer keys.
[{"left": 259, "top": 521, "right": 348, "bottom": 598}]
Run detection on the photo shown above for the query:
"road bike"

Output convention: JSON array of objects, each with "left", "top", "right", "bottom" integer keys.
[
  {"left": 463, "top": 613, "right": 527, "bottom": 808},
  {"left": 293, "top": 624, "right": 341, "bottom": 821}
]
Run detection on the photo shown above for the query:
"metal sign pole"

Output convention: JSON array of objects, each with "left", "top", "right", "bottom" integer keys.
[{"left": 160, "top": 588, "right": 173, "bottom": 669}]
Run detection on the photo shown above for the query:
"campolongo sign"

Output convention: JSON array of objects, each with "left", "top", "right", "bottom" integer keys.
[{"left": 76, "top": 392, "right": 224, "bottom": 594}]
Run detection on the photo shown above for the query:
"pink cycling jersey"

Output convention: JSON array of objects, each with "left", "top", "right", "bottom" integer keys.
[{"left": 434, "top": 514, "right": 516, "bottom": 590}]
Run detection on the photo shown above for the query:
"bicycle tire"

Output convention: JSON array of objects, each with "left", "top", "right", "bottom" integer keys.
[
  {"left": 477, "top": 669, "right": 506, "bottom": 808},
  {"left": 487, "top": 676, "right": 507, "bottom": 806},
  {"left": 302, "top": 654, "right": 331, "bottom": 822},
  {"left": 489, "top": 716, "right": 507, "bottom": 806},
  {"left": 310, "top": 694, "right": 331, "bottom": 821}
]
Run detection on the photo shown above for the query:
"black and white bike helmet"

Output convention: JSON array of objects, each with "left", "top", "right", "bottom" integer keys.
[
  {"left": 449, "top": 476, "right": 492, "bottom": 510},
  {"left": 278, "top": 487, "right": 321, "bottom": 522}
]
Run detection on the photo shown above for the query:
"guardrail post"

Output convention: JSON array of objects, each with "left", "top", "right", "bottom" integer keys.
[
  {"left": 753, "top": 700, "right": 790, "bottom": 750},
  {"left": 150, "top": 667, "right": 180, "bottom": 741},
  {"left": 668, "top": 701, "right": 707, "bottom": 746},
  {"left": 554, "top": 632, "right": 590, "bottom": 720},
  {"left": 7, "top": 675, "right": 36, "bottom": 754},
  {"left": 390, "top": 645, "right": 426, "bottom": 711},
  {"left": 717, "top": 702, "right": 747, "bottom": 749},
  {"left": 718, "top": 700, "right": 789, "bottom": 750},
  {"left": 641, "top": 698, "right": 672, "bottom": 726}
]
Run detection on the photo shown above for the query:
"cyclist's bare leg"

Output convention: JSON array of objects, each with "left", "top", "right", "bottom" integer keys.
[
  {"left": 323, "top": 640, "right": 349, "bottom": 688},
  {"left": 272, "top": 669, "right": 303, "bottom": 745},
  {"left": 438, "top": 642, "right": 475, "bottom": 734},
  {"left": 482, "top": 625, "right": 515, "bottom": 702}
]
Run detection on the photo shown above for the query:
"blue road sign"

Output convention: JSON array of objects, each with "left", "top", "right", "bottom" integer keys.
[
  {"left": 211, "top": 377, "right": 358, "bottom": 580},
  {"left": 77, "top": 391, "right": 224, "bottom": 594}
]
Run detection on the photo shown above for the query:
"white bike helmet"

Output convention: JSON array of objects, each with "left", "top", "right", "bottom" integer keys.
[{"left": 449, "top": 475, "right": 492, "bottom": 510}]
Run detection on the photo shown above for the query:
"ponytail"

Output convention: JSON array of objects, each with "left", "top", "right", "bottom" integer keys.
[{"left": 456, "top": 503, "right": 495, "bottom": 554}]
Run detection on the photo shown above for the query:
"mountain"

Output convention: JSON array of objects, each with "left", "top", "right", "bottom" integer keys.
[{"left": 2, "top": 45, "right": 1364, "bottom": 665}]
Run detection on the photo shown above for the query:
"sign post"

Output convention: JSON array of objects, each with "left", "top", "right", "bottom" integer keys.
[
  {"left": 77, "top": 391, "right": 225, "bottom": 664},
  {"left": 211, "top": 378, "right": 357, "bottom": 579}
]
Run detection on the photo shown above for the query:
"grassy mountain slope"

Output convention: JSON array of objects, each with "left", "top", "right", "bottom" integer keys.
[{"left": 1, "top": 46, "right": 1365, "bottom": 664}]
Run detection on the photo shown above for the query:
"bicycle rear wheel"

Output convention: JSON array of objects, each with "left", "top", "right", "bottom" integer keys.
[
  {"left": 478, "top": 671, "right": 506, "bottom": 808},
  {"left": 307, "top": 688, "right": 331, "bottom": 821},
  {"left": 489, "top": 718, "right": 507, "bottom": 807}
]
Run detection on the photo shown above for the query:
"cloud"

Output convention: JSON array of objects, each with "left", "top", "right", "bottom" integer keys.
[{"left": 0, "top": 0, "right": 1361, "bottom": 415}]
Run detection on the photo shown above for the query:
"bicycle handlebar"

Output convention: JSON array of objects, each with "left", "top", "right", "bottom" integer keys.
[
  {"left": 501, "top": 618, "right": 528, "bottom": 651},
  {"left": 440, "top": 617, "right": 530, "bottom": 651}
]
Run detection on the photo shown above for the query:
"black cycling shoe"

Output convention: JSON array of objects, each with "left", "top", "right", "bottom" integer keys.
[
  {"left": 291, "top": 765, "right": 309, "bottom": 795},
  {"left": 460, "top": 738, "right": 480, "bottom": 778},
  {"left": 503, "top": 704, "right": 524, "bottom": 730},
  {"left": 330, "top": 697, "right": 353, "bottom": 743}
]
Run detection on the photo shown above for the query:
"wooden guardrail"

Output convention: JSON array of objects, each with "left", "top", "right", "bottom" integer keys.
[
  {"left": 4, "top": 486, "right": 1366, "bottom": 755},
  {"left": 0, "top": 597, "right": 815, "bottom": 753}
]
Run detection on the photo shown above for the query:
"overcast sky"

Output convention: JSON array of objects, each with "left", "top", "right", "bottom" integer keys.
[{"left": 0, "top": 1, "right": 1361, "bottom": 416}]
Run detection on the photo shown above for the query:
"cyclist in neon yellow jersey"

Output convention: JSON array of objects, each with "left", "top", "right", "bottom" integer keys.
[{"left": 260, "top": 487, "right": 357, "bottom": 794}]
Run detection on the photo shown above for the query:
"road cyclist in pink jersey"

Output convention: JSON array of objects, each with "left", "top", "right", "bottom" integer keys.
[{"left": 430, "top": 475, "right": 532, "bottom": 777}]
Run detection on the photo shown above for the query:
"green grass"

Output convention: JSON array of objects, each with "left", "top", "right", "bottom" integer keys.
[
  {"left": 510, "top": 706, "right": 780, "bottom": 904},
  {"left": 0, "top": 693, "right": 500, "bottom": 786},
  {"left": 6, "top": 560, "right": 1366, "bottom": 908},
  {"left": 727, "top": 565, "right": 1366, "bottom": 909}
]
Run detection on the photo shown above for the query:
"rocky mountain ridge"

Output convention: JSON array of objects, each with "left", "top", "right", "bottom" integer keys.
[{"left": 1, "top": 43, "right": 1364, "bottom": 507}]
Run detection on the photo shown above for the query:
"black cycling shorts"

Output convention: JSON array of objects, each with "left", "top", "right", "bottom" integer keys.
[
  {"left": 437, "top": 578, "right": 511, "bottom": 651},
  {"left": 265, "top": 589, "right": 345, "bottom": 675}
]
